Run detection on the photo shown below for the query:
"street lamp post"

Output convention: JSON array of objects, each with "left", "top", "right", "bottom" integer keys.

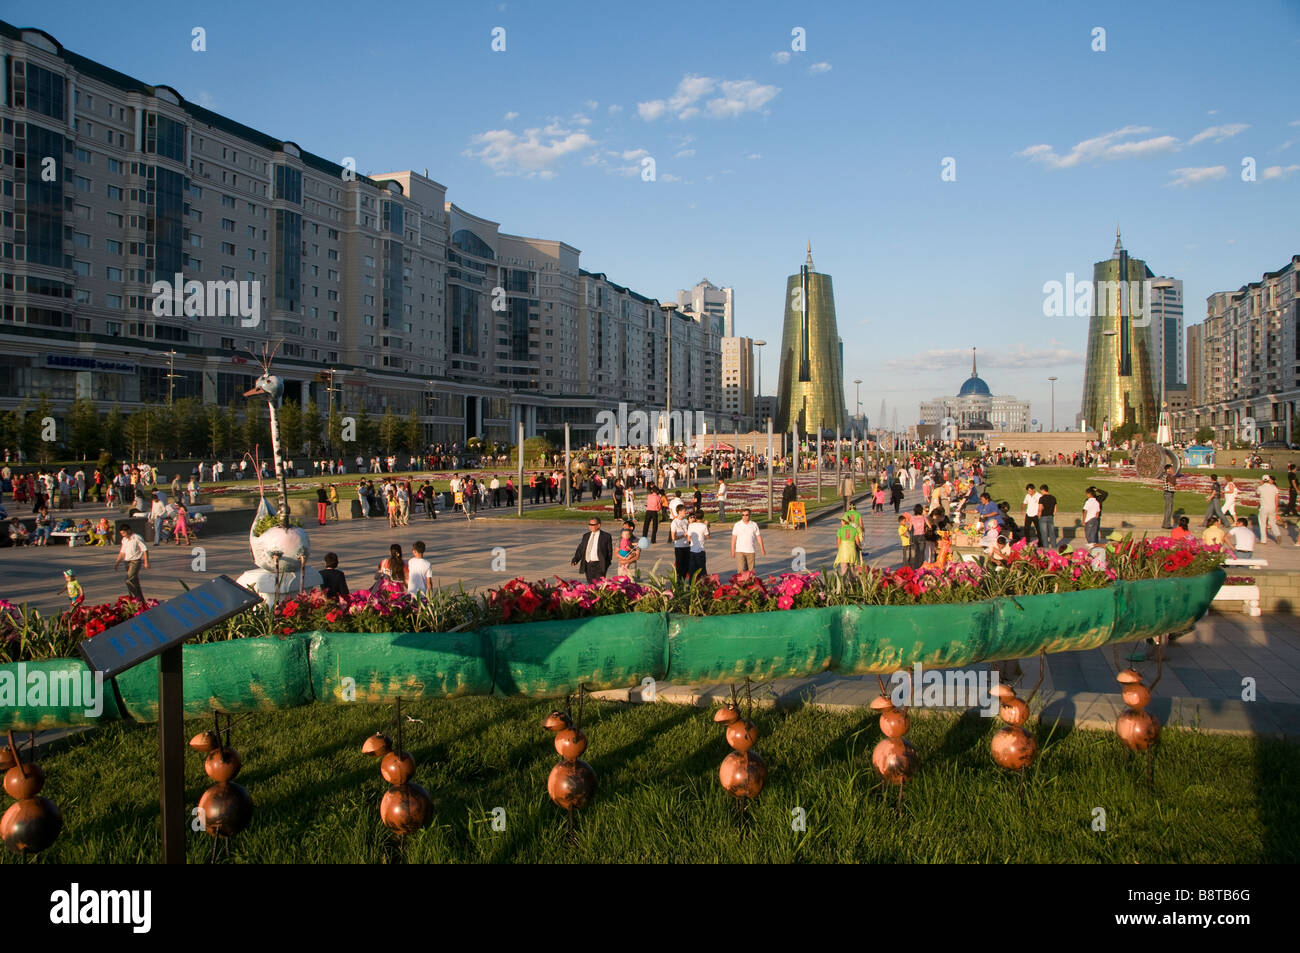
[
  {"left": 166, "top": 349, "right": 179, "bottom": 407},
  {"left": 1048, "top": 376, "right": 1057, "bottom": 433},
  {"left": 753, "top": 339, "right": 767, "bottom": 427},
  {"left": 854, "top": 378, "right": 862, "bottom": 429}
]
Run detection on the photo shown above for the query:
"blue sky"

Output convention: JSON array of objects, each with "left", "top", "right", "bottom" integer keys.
[{"left": 10, "top": 0, "right": 1299, "bottom": 426}]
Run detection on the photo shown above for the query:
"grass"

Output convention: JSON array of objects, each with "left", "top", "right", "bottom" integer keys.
[
  {"left": 986, "top": 467, "right": 1211, "bottom": 518},
  {"left": 7, "top": 697, "right": 1296, "bottom": 863}
]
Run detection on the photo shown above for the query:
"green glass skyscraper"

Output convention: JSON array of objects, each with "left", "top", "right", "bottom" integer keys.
[
  {"left": 776, "top": 244, "right": 846, "bottom": 435},
  {"left": 1081, "top": 228, "right": 1157, "bottom": 436}
]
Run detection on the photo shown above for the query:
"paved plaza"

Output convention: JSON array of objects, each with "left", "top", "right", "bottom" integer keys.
[{"left": 4, "top": 485, "right": 1299, "bottom": 738}]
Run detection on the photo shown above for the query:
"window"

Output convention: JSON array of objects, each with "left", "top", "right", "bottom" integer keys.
[
  {"left": 73, "top": 232, "right": 91, "bottom": 249},
  {"left": 105, "top": 212, "right": 123, "bottom": 228},
  {"left": 74, "top": 289, "right": 91, "bottom": 304},
  {"left": 106, "top": 185, "right": 123, "bottom": 200},
  {"left": 73, "top": 260, "right": 91, "bottom": 276},
  {"left": 105, "top": 294, "right": 122, "bottom": 309},
  {"left": 190, "top": 234, "right": 202, "bottom": 248},
  {"left": 106, "top": 321, "right": 122, "bottom": 336},
  {"left": 106, "top": 239, "right": 122, "bottom": 254},
  {"left": 222, "top": 194, "right": 235, "bottom": 209},
  {"left": 221, "top": 242, "right": 235, "bottom": 255},
  {"left": 106, "top": 267, "right": 123, "bottom": 281},
  {"left": 75, "top": 176, "right": 91, "bottom": 192},
  {"left": 75, "top": 147, "right": 91, "bottom": 163},
  {"left": 222, "top": 218, "right": 235, "bottom": 231},
  {"left": 107, "top": 158, "right": 122, "bottom": 174}
]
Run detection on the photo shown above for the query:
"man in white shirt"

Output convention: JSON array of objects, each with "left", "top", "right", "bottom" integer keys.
[
  {"left": 1022, "top": 483, "right": 1041, "bottom": 546},
  {"left": 1228, "top": 518, "right": 1257, "bottom": 558},
  {"left": 671, "top": 510, "right": 692, "bottom": 582},
  {"left": 114, "top": 523, "right": 150, "bottom": 604},
  {"left": 730, "top": 509, "right": 766, "bottom": 574},
  {"left": 1256, "top": 474, "right": 1283, "bottom": 544},
  {"left": 1082, "top": 488, "right": 1102, "bottom": 544},
  {"left": 668, "top": 492, "right": 685, "bottom": 521},
  {"left": 716, "top": 480, "right": 728, "bottom": 521},
  {"left": 686, "top": 511, "right": 710, "bottom": 579},
  {"left": 407, "top": 540, "right": 433, "bottom": 597},
  {"left": 148, "top": 492, "right": 168, "bottom": 544}
]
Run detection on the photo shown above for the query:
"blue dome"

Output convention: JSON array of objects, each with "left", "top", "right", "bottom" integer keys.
[{"left": 958, "top": 376, "right": 991, "bottom": 397}]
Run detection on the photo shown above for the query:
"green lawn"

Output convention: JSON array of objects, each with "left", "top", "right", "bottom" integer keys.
[
  {"left": 986, "top": 467, "right": 1211, "bottom": 518},
  {"left": 8, "top": 697, "right": 1295, "bottom": 863}
]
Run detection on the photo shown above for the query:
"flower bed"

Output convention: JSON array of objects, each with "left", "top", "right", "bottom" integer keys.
[{"left": 0, "top": 539, "right": 1228, "bottom": 729}]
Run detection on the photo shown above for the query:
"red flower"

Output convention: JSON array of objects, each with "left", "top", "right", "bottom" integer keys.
[
  {"left": 280, "top": 626, "right": 293, "bottom": 634},
  {"left": 325, "top": 609, "right": 342, "bottom": 622}
]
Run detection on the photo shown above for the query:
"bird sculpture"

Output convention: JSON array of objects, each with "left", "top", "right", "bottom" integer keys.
[{"left": 236, "top": 348, "right": 320, "bottom": 602}]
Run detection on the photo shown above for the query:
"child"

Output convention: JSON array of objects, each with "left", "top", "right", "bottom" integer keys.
[
  {"left": 64, "top": 569, "right": 84, "bottom": 609},
  {"left": 873, "top": 485, "right": 885, "bottom": 513},
  {"left": 897, "top": 515, "right": 911, "bottom": 560},
  {"left": 616, "top": 529, "right": 640, "bottom": 578}
]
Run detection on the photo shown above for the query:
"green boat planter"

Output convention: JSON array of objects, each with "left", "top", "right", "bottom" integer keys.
[
  {"left": 308, "top": 630, "right": 494, "bottom": 703},
  {"left": 1113, "top": 571, "right": 1224, "bottom": 642},
  {"left": 0, "top": 658, "right": 124, "bottom": 731},
  {"left": 0, "top": 570, "right": 1227, "bottom": 729},
  {"left": 113, "top": 636, "right": 312, "bottom": 722},
  {"left": 666, "top": 606, "right": 841, "bottom": 684},
  {"left": 484, "top": 613, "right": 667, "bottom": 696},
  {"left": 839, "top": 602, "right": 999, "bottom": 673}
]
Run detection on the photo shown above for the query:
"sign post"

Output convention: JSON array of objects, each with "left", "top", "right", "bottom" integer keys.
[{"left": 79, "top": 575, "right": 262, "bottom": 863}]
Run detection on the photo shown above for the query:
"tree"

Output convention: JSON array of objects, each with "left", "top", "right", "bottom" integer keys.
[
  {"left": 242, "top": 406, "right": 268, "bottom": 460},
  {"left": 302, "top": 399, "right": 324, "bottom": 458},
  {"left": 175, "top": 397, "right": 207, "bottom": 457},
  {"left": 125, "top": 408, "right": 152, "bottom": 460},
  {"left": 207, "top": 403, "right": 231, "bottom": 458},
  {"left": 278, "top": 400, "right": 304, "bottom": 460},
  {"left": 102, "top": 405, "right": 125, "bottom": 459},
  {"left": 328, "top": 408, "right": 343, "bottom": 455},
  {"left": 30, "top": 394, "right": 55, "bottom": 463},
  {"left": 352, "top": 406, "right": 376, "bottom": 455},
  {"left": 403, "top": 409, "right": 423, "bottom": 455},
  {"left": 1194, "top": 426, "right": 1214, "bottom": 445},
  {"left": 379, "top": 407, "right": 400, "bottom": 455},
  {"left": 68, "top": 398, "right": 100, "bottom": 460}
]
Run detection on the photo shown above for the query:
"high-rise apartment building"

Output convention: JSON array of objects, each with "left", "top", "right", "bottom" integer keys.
[
  {"left": 1175, "top": 254, "right": 1300, "bottom": 444},
  {"left": 675, "top": 278, "right": 733, "bottom": 337},
  {"left": 720, "top": 336, "right": 754, "bottom": 429},
  {"left": 0, "top": 21, "right": 726, "bottom": 447}
]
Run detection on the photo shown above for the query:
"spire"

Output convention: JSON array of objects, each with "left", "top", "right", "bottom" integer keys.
[
  {"left": 805, "top": 240, "right": 814, "bottom": 271},
  {"left": 971, "top": 347, "right": 978, "bottom": 379},
  {"left": 1112, "top": 224, "right": 1123, "bottom": 259}
]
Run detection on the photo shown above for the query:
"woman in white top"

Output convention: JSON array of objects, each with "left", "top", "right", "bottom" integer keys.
[
  {"left": 1222, "top": 476, "right": 1238, "bottom": 519},
  {"left": 622, "top": 486, "right": 636, "bottom": 519},
  {"left": 716, "top": 481, "right": 728, "bottom": 521}
]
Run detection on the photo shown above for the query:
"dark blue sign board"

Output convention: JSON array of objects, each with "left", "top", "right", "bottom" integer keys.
[
  {"left": 79, "top": 575, "right": 262, "bottom": 679},
  {"left": 77, "top": 574, "right": 262, "bottom": 864}
]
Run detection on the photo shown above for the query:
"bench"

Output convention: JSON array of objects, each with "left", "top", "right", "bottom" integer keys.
[
  {"left": 1214, "top": 585, "right": 1262, "bottom": 616},
  {"left": 48, "top": 530, "right": 91, "bottom": 547},
  {"left": 1224, "top": 558, "right": 1268, "bottom": 568},
  {"left": 129, "top": 504, "right": 215, "bottom": 519}
]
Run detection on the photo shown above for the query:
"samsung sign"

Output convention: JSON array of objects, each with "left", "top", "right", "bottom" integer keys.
[{"left": 45, "top": 354, "right": 137, "bottom": 374}]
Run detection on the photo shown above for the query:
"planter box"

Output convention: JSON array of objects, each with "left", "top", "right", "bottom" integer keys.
[{"left": 0, "top": 570, "right": 1227, "bottom": 729}]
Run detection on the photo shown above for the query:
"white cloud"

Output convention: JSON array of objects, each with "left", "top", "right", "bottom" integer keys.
[
  {"left": 675, "top": 148, "right": 695, "bottom": 158},
  {"left": 1207, "top": 109, "right": 1218, "bottom": 116},
  {"left": 808, "top": 62, "right": 832, "bottom": 74},
  {"left": 1291, "top": 120, "right": 1300, "bottom": 126},
  {"left": 1165, "top": 165, "right": 1227, "bottom": 187},
  {"left": 464, "top": 123, "right": 595, "bottom": 177},
  {"left": 503, "top": 111, "right": 518, "bottom": 121},
  {"left": 584, "top": 100, "right": 598, "bottom": 111},
  {"left": 661, "top": 173, "right": 682, "bottom": 183},
  {"left": 1018, "top": 125, "right": 1179, "bottom": 168},
  {"left": 621, "top": 148, "right": 649, "bottom": 161},
  {"left": 746, "top": 153, "right": 762, "bottom": 160},
  {"left": 1262, "top": 164, "right": 1300, "bottom": 180},
  {"left": 771, "top": 51, "right": 791, "bottom": 65},
  {"left": 195, "top": 91, "right": 216, "bottom": 108},
  {"left": 638, "top": 74, "right": 779, "bottom": 121},
  {"left": 638, "top": 100, "right": 668, "bottom": 121},
  {"left": 882, "top": 347, "right": 1082, "bottom": 374},
  {"left": 608, "top": 104, "right": 623, "bottom": 114},
  {"left": 1188, "top": 123, "right": 1249, "bottom": 145}
]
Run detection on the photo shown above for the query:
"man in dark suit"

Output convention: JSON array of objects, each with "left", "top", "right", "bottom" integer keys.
[{"left": 571, "top": 517, "right": 613, "bottom": 582}]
